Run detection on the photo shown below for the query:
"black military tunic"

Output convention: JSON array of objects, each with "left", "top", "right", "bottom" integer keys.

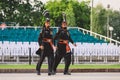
[
  {"left": 36, "top": 27, "right": 54, "bottom": 75},
  {"left": 53, "top": 27, "right": 74, "bottom": 74}
]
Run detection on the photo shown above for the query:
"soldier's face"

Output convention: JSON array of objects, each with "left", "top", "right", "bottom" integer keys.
[
  {"left": 45, "top": 21, "right": 50, "bottom": 28},
  {"left": 62, "top": 22, "right": 67, "bottom": 28}
]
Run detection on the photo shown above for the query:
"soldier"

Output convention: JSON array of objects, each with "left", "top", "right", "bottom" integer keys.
[
  {"left": 52, "top": 13, "right": 76, "bottom": 75},
  {"left": 36, "top": 10, "right": 54, "bottom": 76}
]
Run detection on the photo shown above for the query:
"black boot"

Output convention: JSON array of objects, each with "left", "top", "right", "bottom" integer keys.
[
  {"left": 64, "top": 72, "right": 71, "bottom": 75},
  {"left": 51, "top": 71, "right": 56, "bottom": 75},
  {"left": 48, "top": 73, "right": 52, "bottom": 76},
  {"left": 36, "top": 70, "right": 41, "bottom": 75}
]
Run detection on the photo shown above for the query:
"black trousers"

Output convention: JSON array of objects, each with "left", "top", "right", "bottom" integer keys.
[
  {"left": 53, "top": 43, "right": 71, "bottom": 73},
  {"left": 36, "top": 43, "right": 54, "bottom": 74}
]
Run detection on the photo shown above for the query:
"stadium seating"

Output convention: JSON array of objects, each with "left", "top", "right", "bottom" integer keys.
[
  {"left": 0, "top": 27, "right": 120, "bottom": 63},
  {"left": 0, "top": 27, "right": 105, "bottom": 43}
]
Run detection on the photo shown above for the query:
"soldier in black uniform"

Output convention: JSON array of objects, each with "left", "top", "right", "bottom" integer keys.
[
  {"left": 52, "top": 13, "right": 76, "bottom": 75},
  {"left": 36, "top": 10, "right": 54, "bottom": 76}
]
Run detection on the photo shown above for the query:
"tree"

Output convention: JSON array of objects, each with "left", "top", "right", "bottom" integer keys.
[
  {"left": 31, "top": 0, "right": 45, "bottom": 26},
  {"left": 16, "top": 0, "right": 44, "bottom": 26},
  {"left": 0, "top": 0, "right": 45, "bottom": 26},
  {"left": 109, "top": 10, "right": 120, "bottom": 41},
  {"left": 16, "top": 1, "right": 33, "bottom": 26},
  {"left": 92, "top": 4, "right": 107, "bottom": 35},
  {"left": 0, "top": 0, "right": 90, "bottom": 27},
  {"left": 45, "top": 0, "right": 90, "bottom": 28},
  {"left": 0, "top": 0, "right": 19, "bottom": 25},
  {"left": 0, "top": 2, "right": 2, "bottom": 22},
  {"left": 65, "top": 3, "right": 75, "bottom": 27},
  {"left": 72, "top": 1, "right": 90, "bottom": 29},
  {"left": 45, "top": 0, "right": 67, "bottom": 26},
  {"left": 92, "top": 3, "right": 120, "bottom": 41}
]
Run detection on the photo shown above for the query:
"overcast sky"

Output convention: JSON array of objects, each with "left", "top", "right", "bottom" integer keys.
[
  {"left": 40, "top": 0, "right": 120, "bottom": 11},
  {"left": 92, "top": 0, "right": 120, "bottom": 10}
]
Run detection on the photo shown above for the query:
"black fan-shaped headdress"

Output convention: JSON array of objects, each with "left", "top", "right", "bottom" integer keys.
[
  {"left": 62, "top": 12, "right": 66, "bottom": 23},
  {"left": 43, "top": 10, "right": 50, "bottom": 22}
]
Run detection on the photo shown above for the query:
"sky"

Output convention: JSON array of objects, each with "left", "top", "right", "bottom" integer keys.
[
  {"left": 40, "top": 0, "right": 120, "bottom": 11},
  {"left": 92, "top": 0, "right": 120, "bottom": 10}
]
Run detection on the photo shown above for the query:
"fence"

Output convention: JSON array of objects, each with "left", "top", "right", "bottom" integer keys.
[
  {"left": 78, "top": 27, "right": 120, "bottom": 45},
  {"left": 72, "top": 43, "right": 120, "bottom": 64},
  {"left": 0, "top": 41, "right": 120, "bottom": 64}
]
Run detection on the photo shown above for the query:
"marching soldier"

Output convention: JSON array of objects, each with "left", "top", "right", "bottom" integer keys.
[
  {"left": 36, "top": 10, "right": 54, "bottom": 76},
  {"left": 52, "top": 13, "right": 76, "bottom": 75}
]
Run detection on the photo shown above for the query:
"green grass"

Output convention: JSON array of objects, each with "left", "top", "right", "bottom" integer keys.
[
  {"left": 70, "top": 64, "right": 120, "bottom": 69},
  {"left": 0, "top": 64, "right": 120, "bottom": 69}
]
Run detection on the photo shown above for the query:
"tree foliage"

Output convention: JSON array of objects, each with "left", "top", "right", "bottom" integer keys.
[
  {"left": 45, "top": 0, "right": 90, "bottom": 28},
  {"left": 92, "top": 4, "right": 107, "bottom": 35},
  {"left": 0, "top": 0, "right": 19, "bottom": 22},
  {"left": 0, "top": 0, "right": 44, "bottom": 26},
  {"left": 0, "top": 0, "right": 90, "bottom": 28},
  {"left": 65, "top": 3, "right": 76, "bottom": 27},
  {"left": 73, "top": 1, "right": 90, "bottom": 29},
  {"left": 109, "top": 10, "right": 120, "bottom": 41},
  {"left": 92, "top": 3, "right": 120, "bottom": 41}
]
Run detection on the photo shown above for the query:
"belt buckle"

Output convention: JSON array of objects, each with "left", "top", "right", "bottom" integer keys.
[{"left": 48, "top": 39, "right": 51, "bottom": 42}]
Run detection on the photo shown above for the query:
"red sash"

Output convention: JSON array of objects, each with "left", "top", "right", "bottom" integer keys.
[
  {"left": 59, "top": 40, "right": 71, "bottom": 53},
  {"left": 43, "top": 38, "right": 54, "bottom": 50}
]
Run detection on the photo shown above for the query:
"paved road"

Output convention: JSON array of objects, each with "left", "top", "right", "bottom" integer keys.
[{"left": 0, "top": 73, "right": 120, "bottom": 80}]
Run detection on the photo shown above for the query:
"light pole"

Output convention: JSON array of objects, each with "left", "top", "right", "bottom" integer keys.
[
  {"left": 109, "top": 26, "right": 113, "bottom": 38},
  {"left": 113, "top": 33, "right": 116, "bottom": 39},
  {"left": 107, "top": 4, "right": 110, "bottom": 37},
  {"left": 90, "top": 0, "right": 94, "bottom": 35}
]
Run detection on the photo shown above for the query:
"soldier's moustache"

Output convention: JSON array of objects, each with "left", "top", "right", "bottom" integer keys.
[{"left": 63, "top": 27, "right": 67, "bottom": 29}]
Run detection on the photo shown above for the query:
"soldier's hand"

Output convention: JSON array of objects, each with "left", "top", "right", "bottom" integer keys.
[
  {"left": 54, "top": 46, "right": 57, "bottom": 50},
  {"left": 40, "top": 45, "right": 44, "bottom": 50},
  {"left": 73, "top": 43, "right": 77, "bottom": 47},
  {"left": 52, "top": 46, "right": 57, "bottom": 52},
  {"left": 53, "top": 46, "right": 57, "bottom": 51}
]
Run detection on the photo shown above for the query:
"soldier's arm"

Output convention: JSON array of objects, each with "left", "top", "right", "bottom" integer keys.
[
  {"left": 68, "top": 31, "right": 74, "bottom": 44},
  {"left": 68, "top": 31, "right": 76, "bottom": 46},
  {"left": 53, "top": 29, "right": 61, "bottom": 46},
  {"left": 38, "top": 33, "right": 43, "bottom": 46}
]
